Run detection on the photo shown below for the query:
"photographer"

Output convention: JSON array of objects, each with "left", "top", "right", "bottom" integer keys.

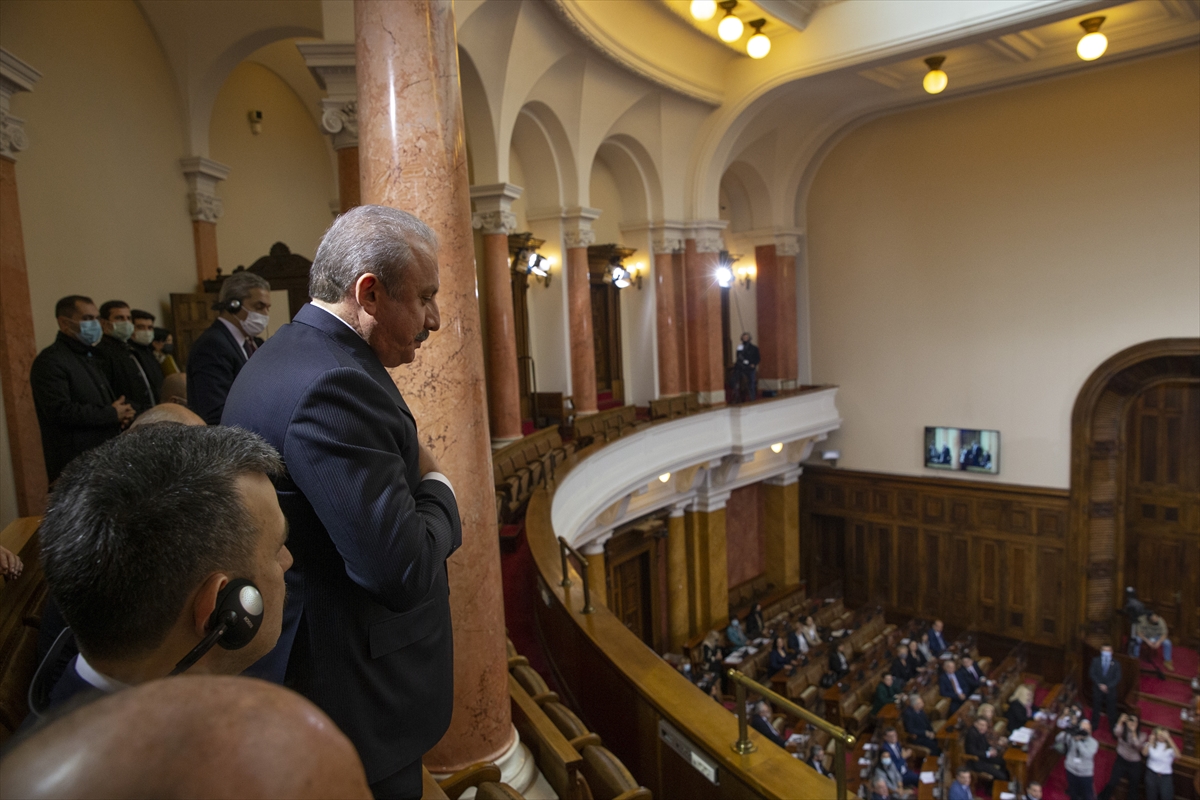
[
  {"left": 1142, "top": 727, "right": 1180, "bottom": 800},
  {"left": 1099, "top": 713, "right": 1146, "bottom": 800},
  {"left": 1057, "top": 717, "right": 1099, "bottom": 800}
]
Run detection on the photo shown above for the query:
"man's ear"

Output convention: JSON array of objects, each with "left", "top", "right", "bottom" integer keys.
[
  {"left": 192, "top": 573, "right": 229, "bottom": 637},
  {"left": 354, "top": 273, "right": 382, "bottom": 317}
]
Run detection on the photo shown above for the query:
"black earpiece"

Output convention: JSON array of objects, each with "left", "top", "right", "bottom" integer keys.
[
  {"left": 170, "top": 578, "right": 264, "bottom": 675},
  {"left": 212, "top": 297, "right": 243, "bottom": 314}
]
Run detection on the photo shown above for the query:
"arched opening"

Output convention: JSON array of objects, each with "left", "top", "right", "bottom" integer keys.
[{"left": 1069, "top": 338, "right": 1200, "bottom": 651}]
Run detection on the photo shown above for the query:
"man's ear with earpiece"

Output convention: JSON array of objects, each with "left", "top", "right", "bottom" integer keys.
[{"left": 192, "top": 574, "right": 230, "bottom": 637}]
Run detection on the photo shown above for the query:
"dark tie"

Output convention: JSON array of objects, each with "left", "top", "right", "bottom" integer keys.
[{"left": 243, "top": 339, "right": 257, "bottom": 359}]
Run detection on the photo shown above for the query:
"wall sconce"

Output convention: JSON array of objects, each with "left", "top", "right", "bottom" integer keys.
[
  {"left": 515, "top": 249, "right": 552, "bottom": 287},
  {"left": 690, "top": 0, "right": 716, "bottom": 20},
  {"left": 747, "top": 20, "right": 770, "bottom": 59},
  {"left": 922, "top": 56, "right": 948, "bottom": 95},
  {"left": 609, "top": 258, "right": 643, "bottom": 290},
  {"left": 1076, "top": 17, "right": 1107, "bottom": 61},
  {"left": 736, "top": 263, "right": 756, "bottom": 290},
  {"left": 717, "top": 1, "right": 744, "bottom": 42},
  {"left": 248, "top": 110, "right": 263, "bottom": 135}
]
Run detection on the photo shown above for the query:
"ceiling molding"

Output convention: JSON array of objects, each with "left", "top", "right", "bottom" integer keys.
[{"left": 754, "top": 0, "right": 840, "bottom": 32}]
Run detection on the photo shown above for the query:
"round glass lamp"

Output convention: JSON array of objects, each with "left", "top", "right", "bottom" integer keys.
[
  {"left": 690, "top": 0, "right": 717, "bottom": 21},
  {"left": 922, "top": 56, "right": 948, "bottom": 95},
  {"left": 1076, "top": 17, "right": 1107, "bottom": 61},
  {"left": 718, "top": 10, "right": 744, "bottom": 42},
  {"left": 747, "top": 20, "right": 770, "bottom": 58}
]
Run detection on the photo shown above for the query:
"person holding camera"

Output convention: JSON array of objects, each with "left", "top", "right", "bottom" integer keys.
[
  {"left": 1099, "top": 713, "right": 1147, "bottom": 800},
  {"left": 1142, "top": 727, "right": 1180, "bottom": 800},
  {"left": 1057, "top": 717, "right": 1099, "bottom": 800}
]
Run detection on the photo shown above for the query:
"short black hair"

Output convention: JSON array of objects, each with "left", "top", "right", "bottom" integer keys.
[
  {"left": 41, "top": 425, "right": 283, "bottom": 661},
  {"left": 153, "top": 326, "right": 171, "bottom": 343},
  {"left": 98, "top": 300, "right": 130, "bottom": 320},
  {"left": 130, "top": 309, "right": 155, "bottom": 323},
  {"left": 55, "top": 296, "right": 93, "bottom": 319}
]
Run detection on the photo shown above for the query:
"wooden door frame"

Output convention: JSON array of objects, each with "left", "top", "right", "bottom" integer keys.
[
  {"left": 606, "top": 524, "right": 665, "bottom": 653},
  {"left": 1068, "top": 338, "right": 1200, "bottom": 649}
]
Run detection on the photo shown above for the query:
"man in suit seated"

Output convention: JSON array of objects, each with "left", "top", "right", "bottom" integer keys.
[
  {"left": 940, "top": 658, "right": 968, "bottom": 715},
  {"left": 869, "top": 777, "right": 893, "bottom": 800},
  {"left": 948, "top": 767, "right": 974, "bottom": 800},
  {"left": 873, "top": 672, "right": 900, "bottom": 714},
  {"left": 872, "top": 750, "right": 915, "bottom": 799},
  {"left": 187, "top": 271, "right": 272, "bottom": 425},
  {"left": 807, "top": 744, "right": 833, "bottom": 778},
  {"left": 880, "top": 727, "right": 919, "bottom": 787},
  {"left": 787, "top": 619, "right": 810, "bottom": 656},
  {"left": 965, "top": 717, "right": 1010, "bottom": 781},
  {"left": 902, "top": 695, "right": 942, "bottom": 756},
  {"left": 25, "top": 424, "right": 290, "bottom": 721},
  {"left": 749, "top": 701, "right": 787, "bottom": 747},
  {"left": 725, "top": 616, "right": 748, "bottom": 648},
  {"left": 1089, "top": 642, "right": 1122, "bottom": 733},
  {"left": 928, "top": 620, "right": 948, "bottom": 657},
  {"left": 1023, "top": 781, "right": 1044, "bottom": 800},
  {"left": 1, "top": 676, "right": 372, "bottom": 799},
  {"left": 958, "top": 654, "right": 984, "bottom": 695},
  {"left": 892, "top": 645, "right": 917, "bottom": 681},
  {"left": 828, "top": 641, "right": 851, "bottom": 678}
]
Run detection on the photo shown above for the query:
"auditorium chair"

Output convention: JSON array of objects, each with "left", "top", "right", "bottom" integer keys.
[
  {"left": 579, "top": 744, "right": 651, "bottom": 800},
  {"left": 431, "top": 764, "right": 525, "bottom": 800},
  {"left": 0, "top": 518, "right": 47, "bottom": 743},
  {"left": 511, "top": 663, "right": 559, "bottom": 706},
  {"left": 541, "top": 701, "right": 603, "bottom": 752}
]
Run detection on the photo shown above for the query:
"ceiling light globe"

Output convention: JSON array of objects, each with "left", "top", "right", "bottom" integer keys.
[
  {"left": 770, "top": 443, "right": 784, "bottom": 454},
  {"left": 1076, "top": 31, "right": 1107, "bottom": 61},
  {"left": 659, "top": 472, "right": 671, "bottom": 483},
  {"left": 717, "top": 13, "right": 744, "bottom": 42},
  {"left": 690, "top": 0, "right": 717, "bottom": 21},
  {"left": 747, "top": 32, "right": 770, "bottom": 59},
  {"left": 922, "top": 69, "right": 948, "bottom": 95}
]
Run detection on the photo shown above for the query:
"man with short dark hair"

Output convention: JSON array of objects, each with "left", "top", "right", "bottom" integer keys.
[
  {"left": 28, "top": 424, "right": 291, "bottom": 718},
  {"left": 928, "top": 620, "right": 947, "bottom": 657},
  {"left": 958, "top": 654, "right": 983, "bottom": 695},
  {"left": 129, "top": 308, "right": 164, "bottom": 399},
  {"left": 188, "top": 271, "right": 271, "bottom": 424},
  {"left": 30, "top": 295, "right": 134, "bottom": 480},
  {"left": 1089, "top": 643, "right": 1121, "bottom": 733},
  {"left": 750, "top": 701, "right": 787, "bottom": 747},
  {"left": 902, "top": 695, "right": 942, "bottom": 755},
  {"left": 880, "top": 726, "right": 918, "bottom": 787},
  {"left": 95, "top": 300, "right": 156, "bottom": 413},
  {"left": 873, "top": 672, "right": 899, "bottom": 714},
  {"left": 940, "top": 658, "right": 968, "bottom": 715},
  {"left": 223, "top": 205, "right": 461, "bottom": 798}
]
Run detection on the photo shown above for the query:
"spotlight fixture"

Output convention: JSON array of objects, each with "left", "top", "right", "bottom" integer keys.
[
  {"left": 770, "top": 442, "right": 784, "bottom": 454},
  {"left": 690, "top": 0, "right": 717, "bottom": 21},
  {"left": 736, "top": 263, "right": 757, "bottom": 289},
  {"left": 922, "top": 56, "right": 948, "bottom": 95},
  {"left": 611, "top": 265, "right": 632, "bottom": 289},
  {"left": 514, "top": 249, "right": 552, "bottom": 287},
  {"left": 717, "top": 0, "right": 744, "bottom": 42},
  {"left": 716, "top": 265, "right": 734, "bottom": 288},
  {"left": 1076, "top": 16, "right": 1107, "bottom": 61},
  {"left": 659, "top": 472, "right": 672, "bottom": 483},
  {"left": 746, "top": 19, "right": 770, "bottom": 58}
]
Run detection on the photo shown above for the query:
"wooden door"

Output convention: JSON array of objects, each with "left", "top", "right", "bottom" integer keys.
[
  {"left": 589, "top": 276, "right": 622, "bottom": 396},
  {"left": 1124, "top": 382, "right": 1200, "bottom": 646},
  {"left": 611, "top": 552, "right": 653, "bottom": 648},
  {"left": 169, "top": 293, "right": 218, "bottom": 368},
  {"left": 510, "top": 270, "right": 532, "bottom": 420}
]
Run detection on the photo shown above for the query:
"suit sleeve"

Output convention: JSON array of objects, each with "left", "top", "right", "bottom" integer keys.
[
  {"left": 188, "top": 342, "right": 235, "bottom": 425},
  {"left": 284, "top": 367, "right": 461, "bottom": 613},
  {"left": 30, "top": 356, "right": 118, "bottom": 429}
]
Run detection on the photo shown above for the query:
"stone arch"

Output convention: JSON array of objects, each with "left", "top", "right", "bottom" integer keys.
[
  {"left": 459, "top": 46, "right": 497, "bottom": 185},
  {"left": 720, "top": 160, "right": 773, "bottom": 234},
  {"left": 511, "top": 101, "right": 577, "bottom": 212}
]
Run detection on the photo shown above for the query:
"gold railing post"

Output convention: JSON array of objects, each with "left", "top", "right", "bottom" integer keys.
[
  {"left": 834, "top": 735, "right": 846, "bottom": 800},
  {"left": 556, "top": 536, "right": 594, "bottom": 613},
  {"left": 558, "top": 538, "right": 572, "bottom": 588},
  {"left": 731, "top": 674, "right": 756, "bottom": 754}
]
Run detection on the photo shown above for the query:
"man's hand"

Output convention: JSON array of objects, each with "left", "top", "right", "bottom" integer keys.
[
  {"left": 0, "top": 545, "right": 22, "bottom": 579},
  {"left": 112, "top": 396, "right": 135, "bottom": 428},
  {"left": 418, "top": 441, "right": 442, "bottom": 477},
  {"left": 1098, "top": 684, "right": 1107, "bottom": 693}
]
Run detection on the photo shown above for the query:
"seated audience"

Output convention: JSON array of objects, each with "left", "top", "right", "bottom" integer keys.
[
  {"left": 948, "top": 767, "right": 974, "bottom": 800},
  {"left": 27, "top": 424, "right": 290, "bottom": 719},
  {"left": 726, "top": 616, "right": 748, "bottom": 648},
  {"left": 870, "top": 776, "right": 892, "bottom": 800},
  {"left": 800, "top": 615, "right": 821, "bottom": 646},
  {"left": 129, "top": 309, "right": 165, "bottom": 401},
  {"left": 958, "top": 654, "right": 983, "bottom": 695},
  {"left": 749, "top": 701, "right": 786, "bottom": 747},
  {"left": 745, "top": 602, "right": 765, "bottom": 639},
  {"left": 151, "top": 326, "right": 180, "bottom": 376},
  {"left": 95, "top": 300, "right": 156, "bottom": 413},
  {"left": 902, "top": 695, "right": 942, "bottom": 755},
  {"left": 787, "top": 619, "right": 810, "bottom": 656},
  {"left": 965, "top": 717, "right": 1010, "bottom": 781},
  {"left": 928, "top": 619, "right": 947, "bottom": 657},
  {"left": 872, "top": 749, "right": 914, "bottom": 799},
  {"left": 892, "top": 646, "right": 917, "bottom": 681},
  {"left": 939, "top": 658, "right": 968, "bottom": 715},
  {"left": 828, "top": 641, "right": 850, "bottom": 678},
  {"left": 767, "top": 636, "right": 792, "bottom": 677},
  {"left": 187, "top": 271, "right": 271, "bottom": 425},
  {"left": 1023, "top": 781, "right": 1044, "bottom": 800},
  {"left": 915, "top": 633, "right": 934, "bottom": 665},
  {"left": 873, "top": 672, "right": 899, "bottom": 714},
  {"left": 1006, "top": 684, "right": 1039, "bottom": 731},
  {"left": 0, "top": 676, "right": 372, "bottom": 799},
  {"left": 880, "top": 727, "right": 919, "bottom": 787},
  {"left": 1132, "top": 612, "right": 1174, "bottom": 673},
  {"left": 808, "top": 744, "right": 832, "bottom": 777},
  {"left": 1, "top": 545, "right": 23, "bottom": 580},
  {"left": 31, "top": 295, "right": 134, "bottom": 481}
]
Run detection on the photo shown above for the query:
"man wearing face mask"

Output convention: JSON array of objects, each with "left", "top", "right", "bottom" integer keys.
[
  {"left": 129, "top": 309, "right": 166, "bottom": 398},
  {"left": 95, "top": 300, "right": 157, "bottom": 414},
  {"left": 30, "top": 295, "right": 135, "bottom": 481},
  {"left": 188, "top": 271, "right": 272, "bottom": 425}
]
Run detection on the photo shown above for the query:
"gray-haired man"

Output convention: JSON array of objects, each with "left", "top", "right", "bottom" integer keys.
[{"left": 187, "top": 271, "right": 272, "bottom": 424}]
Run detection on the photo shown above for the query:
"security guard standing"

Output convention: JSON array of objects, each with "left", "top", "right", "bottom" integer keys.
[{"left": 734, "top": 332, "right": 760, "bottom": 402}]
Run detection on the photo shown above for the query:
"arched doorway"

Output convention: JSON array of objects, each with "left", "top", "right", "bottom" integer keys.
[{"left": 1069, "top": 339, "right": 1200, "bottom": 649}]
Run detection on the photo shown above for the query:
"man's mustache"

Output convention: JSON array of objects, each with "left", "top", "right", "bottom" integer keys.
[{"left": 414, "top": 330, "right": 430, "bottom": 342}]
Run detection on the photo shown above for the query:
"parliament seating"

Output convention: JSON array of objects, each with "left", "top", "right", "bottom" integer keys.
[
  {"left": 494, "top": 427, "right": 577, "bottom": 524},
  {"left": 0, "top": 517, "right": 46, "bottom": 743},
  {"left": 647, "top": 393, "right": 699, "bottom": 421},
  {"left": 572, "top": 406, "right": 646, "bottom": 446}
]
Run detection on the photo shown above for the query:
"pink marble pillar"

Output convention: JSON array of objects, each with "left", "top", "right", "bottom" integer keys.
[
  {"left": 683, "top": 235, "right": 724, "bottom": 403},
  {"left": 481, "top": 230, "right": 523, "bottom": 445},
  {"left": 355, "top": 0, "right": 511, "bottom": 772},
  {"left": 565, "top": 237, "right": 598, "bottom": 415},
  {"left": 653, "top": 249, "right": 680, "bottom": 397},
  {"left": 755, "top": 243, "right": 784, "bottom": 384},
  {"left": 777, "top": 237, "right": 799, "bottom": 387}
]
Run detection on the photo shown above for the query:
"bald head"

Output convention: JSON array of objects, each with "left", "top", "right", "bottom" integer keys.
[
  {"left": 128, "top": 402, "right": 205, "bottom": 431},
  {"left": 1, "top": 677, "right": 371, "bottom": 799},
  {"left": 161, "top": 372, "right": 187, "bottom": 405}
]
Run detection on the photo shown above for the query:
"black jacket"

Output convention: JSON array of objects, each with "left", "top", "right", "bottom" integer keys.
[
  {"left": 130, "top": 340, "right": 164, "bottom": 401},
  {"left": 222, "top": 304, "right": 461, "bottom": 783},
  {"left": 829, "top": 649, "right": 849, "bottom": 675},
  {"left": 30, "top": 333, "right": 121, "bottom": 480},
  {"left": 188, "top": 319, "right": 260, "bottom": 425},
  {"left": 1089, "top": 655, "right": 1121, "bottom": 690},
  {"left": 892, "top": 654, "right": 916, "bottom": 681},
  {"left": 94, "top": 335, "right": 155, "bottom": 413},
  {"left": 750, "top": 713, "right": 786, "bottom": 747},
  {"left": 735, "top": 341, "right": 760, "bottom": 370},
  {"left": 1005, "top": 700, "right": 1037, "bottom": 731}
]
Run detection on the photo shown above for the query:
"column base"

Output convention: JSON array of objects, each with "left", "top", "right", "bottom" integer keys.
[
  {"left": 491, "top": 435, "right": 522, "bottom": 451},
  {"left": 430, "top": 726, "right": 553, "bottom": 799},
  {"left": 697, "top": 390, "right": 725, "bottom": 406}
]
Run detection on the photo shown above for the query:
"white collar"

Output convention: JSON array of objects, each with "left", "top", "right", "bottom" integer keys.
[
  {"left": 218, "top": 316, "right": 248, "bottom": 347},
  {"left": 75, "top": 654, "right": 128, "bottom": 693}
]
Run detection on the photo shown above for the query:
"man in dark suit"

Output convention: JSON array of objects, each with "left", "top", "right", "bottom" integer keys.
[
  {"left": 188, "top": 271, "right": 271, "bottom": 425},
  {"left": 95, "top": 300, "right": 156, "bottom": 414},
  {"left": 940, "top": 658, "right": 968, "bottom": 715},
  {"left": 892, "top": 647, "right": 917, "bottom": 681},
  {"left": 223, "top": 206, "right": 462, "bottom": 799},
  {"left": 750, "top": 701, "right": 787, "bottom": 747},
  {"left": 957, "top": 654, "right": 983, "bottom": 695},
  {"left": 1089, "top": 643, "right": 1122, "bottom": 732},
  {"left": 902, "top": 696, "right": 942, "bottom": 755},
  {"left": 873, "top": 672, "right": 900, "bottom": 714},
  {"left": 880, "top": 727, "right": 919, "bottom": 787},
  {"left": 129, "top": 309, "right": 166, "bottom": 394},
  {"left": 30, "top": 295, "right": 134, "bottom": 480},
  {"left": 828, "top": 641, "right": 850, "bottom": 678},
  {"left": 734, "top": 332, "right": 761, "bottom": 401},
  {"left": 928, "top": 620, "right": 947, "bottom": 657}
]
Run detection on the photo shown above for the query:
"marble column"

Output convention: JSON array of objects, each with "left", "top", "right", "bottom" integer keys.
[
  {"left": 776, "top": 234, "right": 800, "bottom": 390},
  {"left": 757, "top": 233, "right": 800, "bottom": 392},
  {"left": 180, "top": 156, "right": 230, "bottom": 286},
  {"left": 652, "top": 228, "right": 684, "bottom": 397},
  {"left": 763, "top": 468, "right": 802, "bottom": 592},
  {"left": 471, "top": 183, "right": 524, "bottom": 448},
  {"left": 563, "top": 208, "right": 600, "bottom": 415},
  {"left": 298, "top": 43, "right": 360, "bottom": 214},
  {"left": 684, "top": 493, "right": 730, "bottom": 635},
  {"left": 665, "top": 507, "right": 689, "bottom": 650},
  {"left": 0, "top": 48, "right": 47, "bottom": 516},
  {"left": 355, "top": 0, "right": 513, "bottom": 777},
  {"left": 684, "top": 222, "right": 726, "bottom": 405}
]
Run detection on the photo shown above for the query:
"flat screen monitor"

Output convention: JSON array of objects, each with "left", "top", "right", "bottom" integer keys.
[{"left": 924, "top": 427, "right": 999, "bottom": 474}]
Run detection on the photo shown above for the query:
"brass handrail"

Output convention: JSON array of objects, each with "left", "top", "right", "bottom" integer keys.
[
  {"left": 556, "top": 536, "right": 595, "bottom": 613},
  {"left": 726, "top": 668, "right": 855, "bottom": 799}
]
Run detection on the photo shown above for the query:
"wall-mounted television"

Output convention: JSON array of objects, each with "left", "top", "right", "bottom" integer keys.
[{"left": 925, "top": 427, "right": 1000, "bottom": 475}]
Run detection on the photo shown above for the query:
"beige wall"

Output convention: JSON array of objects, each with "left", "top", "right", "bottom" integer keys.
[
  {"left": 807, "top": 48, "right": 1200, "bottom": 489},
  {"left": 1, "top": 0, "right": 195, "bottom": 351},
  {"left": 209, "top": 60, "right": 335, "bottom": 289}
]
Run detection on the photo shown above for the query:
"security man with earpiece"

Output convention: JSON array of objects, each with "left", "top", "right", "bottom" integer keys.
[{"left": 187, "top": 271, "right": 272, "bottom": 425}]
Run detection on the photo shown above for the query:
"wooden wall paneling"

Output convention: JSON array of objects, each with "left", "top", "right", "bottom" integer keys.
[
  {"left": 897, "top": 526, "right": 919, "bottom": 613},
  {"left": 1006, "top": 542, "right": 1032, "bottom": 638},
  {"left": 950, "top": 535, "right": 971, "bottom": 626},
  {"left": 978, "top": 539, "right": 999, "bottom": 628},
  {"left": 920, "top": 530, "right": 942, "bottom": 617},
  {"left": 875, "top": 524, "right": 894, "bottom": 606},
  {"left": 848, "top": 520, "right": 868, "bottom": 606},
  {"left": 1037, "top": 546, "right": 1065, "bottom": 643}
]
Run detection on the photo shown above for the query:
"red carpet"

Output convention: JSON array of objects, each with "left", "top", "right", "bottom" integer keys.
[{"left": 499, "top": 523, "right": 561, "bottom": 693}]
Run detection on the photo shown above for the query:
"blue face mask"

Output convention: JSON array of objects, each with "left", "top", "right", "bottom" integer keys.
[{"left": 78, "top": 319, "right": 102, "bottom": 346}]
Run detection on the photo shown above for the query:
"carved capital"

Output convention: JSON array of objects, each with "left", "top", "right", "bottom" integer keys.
[
  {"left": 180, "top": 156, "right": 231, "bottom": 224},
  {"left": 320, "top": 99, "right": 358, "bottom": 150},
  {"left": 0, "top": 112, "right": 28, "bottom": 159},
  {"left": 472, "top": 210, "right": 518, "bottom": 236},
  {"left": 563, "top": 207, "right": 600, "bottom": 250},
  {"left": 775, "top": 234, "right": 801, "bottom": 257},
  {"left": 651, "top": 231, "right": 684, "bottom": 254},
  {"left": 564, "top": 228, "right": 596, "bottom": 249},
  {"left": 688, "top": 219, "right": 728, "bottom": 254},
  {"left": 188, "top": 191, "right": 224, "bottom": 223},
  {"left": 0, "top": 48, "right": 41, "bottom": 161}
]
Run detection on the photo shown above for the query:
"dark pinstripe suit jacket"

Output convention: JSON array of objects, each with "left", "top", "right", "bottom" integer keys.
[{"left": 222, "top": 303, "right": 461, "bottom": 783}]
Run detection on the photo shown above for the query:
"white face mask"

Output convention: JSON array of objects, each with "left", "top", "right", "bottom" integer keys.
[
  {"left": 132, "top": 329, "right": 154, "bottom": 346},
  {"left": 111, "top": 320, "right": 134, "bottom": 341},
  {"left": 240, "top": 310, "right": 269, "bottom": 337}
]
